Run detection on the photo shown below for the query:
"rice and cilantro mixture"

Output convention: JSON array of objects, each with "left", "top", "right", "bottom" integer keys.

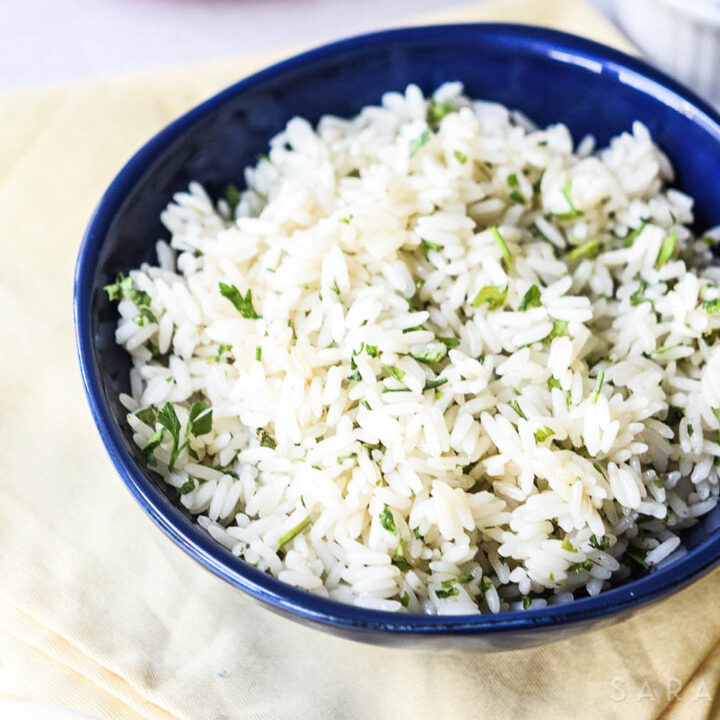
[{"left": 108, "top": 83, "right": 720, "bottom": 614}]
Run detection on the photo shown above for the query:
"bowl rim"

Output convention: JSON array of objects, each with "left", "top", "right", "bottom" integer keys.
[{"left": 75, "top": 22, "right": 720, "bottom": 635}]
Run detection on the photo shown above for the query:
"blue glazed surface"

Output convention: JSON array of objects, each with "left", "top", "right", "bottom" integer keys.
[{"left": 75, "top": 24, "right": 720, "bottom": 651}]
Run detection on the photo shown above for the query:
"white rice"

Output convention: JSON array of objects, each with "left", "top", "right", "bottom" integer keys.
[{"left": 110, "top": 83, "right": 720, "bottom": 614}]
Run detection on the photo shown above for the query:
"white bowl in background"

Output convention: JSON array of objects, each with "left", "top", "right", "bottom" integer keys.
[{"left": 613, "top": 0, "right": 720, "bottom": 107}]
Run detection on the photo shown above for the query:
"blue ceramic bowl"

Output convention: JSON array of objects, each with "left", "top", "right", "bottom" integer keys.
[{"left": 75, "top": 24, "right": 720, "bottom": 651}]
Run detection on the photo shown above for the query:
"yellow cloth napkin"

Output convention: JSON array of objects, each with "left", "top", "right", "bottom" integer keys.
[{"left": 1, "top": 1, "right": 718, "bottom": 718}]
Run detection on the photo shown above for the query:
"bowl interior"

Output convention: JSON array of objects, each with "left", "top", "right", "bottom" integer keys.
[{"left": 80, "top": 24, "right": 720, "bottom": 634}]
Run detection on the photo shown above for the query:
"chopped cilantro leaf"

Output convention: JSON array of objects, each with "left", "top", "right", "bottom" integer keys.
[
  {"left": 412, "top": 344, "right": 447, "bottom": 364},
  {"left": 568, "top": 560, "right": 593, "bottom": 575},
  {"left": 655, "top": 230, "right": 677, "bottom": 269},
  {"left": 592, "top": 371, "right": 605, "bottom": 404},
  {"left": 454, "top": 150, "right": 467, "bottom": 164},
  {"left": 225, "top": 183, "right": 240, "bottom": 220},
  {"left": 471, "top": 283, "right": 508, "bottom": 310},
  {"left": 178, "top": 479, "right": 196, "bottom": 495},
  {"left": 421, "top": 238, "right": 441, "bottom": 261},
  {"left": 392, "top": 557, "right": 413, "bottom": 572},
  {"left": 555, "top": 179, "right": 583, "bottom": 220},
  {"left": 546, "top": 319, "right": 569, "bottom": 341},
  {"left": 207, "top": 343, "right": 233, "bottom": 364},
  {"left": 703, "top": 298, "right": 720, "bottom": 313},
  {"left": 424, "top": 377, "right": 448, "bottom": 391},
  {"left": 623, "top": 221, "right": 646, "bottom": 248},
  {"left": 561, "top": 537, "right": 577, "bottom": 553},
  {"left": 435, "top": 335, "right": 460, "bottom": 347},
  {"left": 630, "top": 278, "right": 652, "bottom": 306},
  {"left": 566, "top": 238, "right": 598, "bottom": 262},
  {"left": 277, "top": 517, "right": 312, "bottom": 550},
  {"left": 589, "top": 534, "right": 611, "bottom": 551},
  {"left": 435, "top": 586, "right": 459, "bottom": 599},
  {"left": 624, "top": 550, "right": 649, "bottom": 570},
  {"left": 512, "top": 399, "right": 526, "bottom": 420},
  {"left": 490, "top": 226, "right": 513, "bottom": 270},
  {"left": 409, "top": 129, "right": 431, "bottom": 158},
  {"left": 187, "top": 401, "right": 212, "bottom": 437},
  {"left": 427, "top": 99, "right": 454, "bottom": 126},
  {"left": 142, "top": 428, "right": 164, "bottom": 466},
  {"left": 379, "top": 505, "right": 399, "bottom": 535},
  {"left": 157, "top": 403, "right": 182, "bottom": 471},
  {"left": 518, "top": 284, "right": 542, "bottom": 311},
  {"left": 535, "top": 426, "right": 555, "bottom": 442},
  {"left": 219, "top": 282, "right": 261, "bottom": 319},
  {"left": 383, "top": 365, "right": 405, "bottom": 383},
  {"left": 135, "top": 406, "right": 157, "bottom": 426},
  {"left": 257, "top": 429, "right": 276, "bottom": 449}
]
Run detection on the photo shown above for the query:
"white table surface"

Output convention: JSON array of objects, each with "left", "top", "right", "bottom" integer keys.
[{"left": 0, "top": 1, "right": 618, "bottom": 718}]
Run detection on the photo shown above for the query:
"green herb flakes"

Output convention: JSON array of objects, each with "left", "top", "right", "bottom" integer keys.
[
  {"left": 421, "top": 238, "right": 441, "bottom": 261},
  {"left": 453, "top": 150, "right": 467, "bottom": 164},
  {"left": 225, "top": 183, "right": 240, "bottom": 220},
  {"left": 435, "top": 586, "right": 459, "bottom": 599},
  {"left": 142, "top": 428, "right": 164, "bottom": 466},
  {"left": 384, "top": 365, "right": 406, "bottom": 382},
  {"left": 379, "top": 505, "right": 399, "bottom": 536},
  {"left": 219, "top": 282, "right": 261, "bottom": 319},
  {"left": 412, "top": 344, "right": 447, "bottom": 364},
  {"left": 624, "top": 550, "right": 649, "bottom": 570},
  {"left": 555, "top": 179, "right": 583, "bottom": 221},
  {"left": 471, "top": 283, "right": 508, "bottom": 310},
  {"left": 512, "top": 399, "right": 526, "bottom": 420},
  {"left": 490, "top": 226, "right": 513, "bottom": 270},
  {"left": 424, "top": 377, "right": 448, "bottom": 391},
  {"left": 589, "top": 534, "right": 611, "bottom": 551},
  {"left": 392, "top": 557, "right": 413, "bottom": 572},
  {"left": 546, "top": 319, "right": 569, "bottom": 342},
  {"left": 518, "top": 284, "right": 542, "bottom": 311},
  {"left": 534, "top": 426, "right": 555, "bottom": 442},
  {"left": 435, "top": 335, "right": 460, "bottom": 347},
  {"left": 568, "top": 560, "right": 593, "bottom": 575},
  {"left": 561, "top": 537, "right": 577, "bottom": 553},
  {"left": 157, "top": 403, "right": 182, "bottom": 471},
  {"left": 427, "top": 99, "right": 454, "bottom": 126},
  {"left": 207, "top": 343, "right": 233, "bottom": 364},
  {"left": 655, "top": 230, "right": 677, "bottom": 269},
  {"left": 623, "top": 221, "right": 646, "bottom": 248},
  {"left": 592, "top": 371, "right": 605, "bottom": 404},
  {"left": 630, "top": 278, "right": 652, "bottom": 306},
  {"left": 135, "top": 406, "right": 157, "bottom": 426},
  {"left": 409, "top": 129, "right": 431, "bottom": 158},
  {"left": 257, "top": 429, "right": 276, "bottom": 449},
  {"left": 566, "top": 238, "right": 598, "bottom": 262},
  {"left": 277, "top": 517, "right": 312, "bottom": 551},
  {"left": 178, "top": 479, "right": 196, "bottom": 495}
]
